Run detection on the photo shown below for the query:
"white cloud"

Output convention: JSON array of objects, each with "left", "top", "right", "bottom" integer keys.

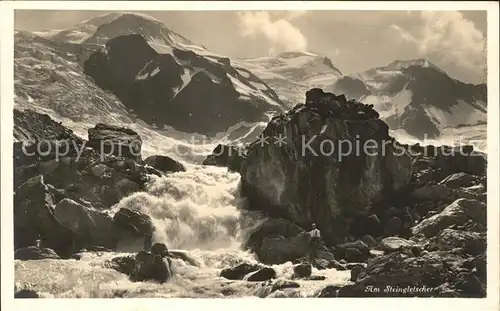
[
  {"left": 237, "top": 11, "right": 308, "bottom": 54},
  {"left": 391, "top": 11, "right": 486, "bottom": 76},
  {"left": 390, "top": 24, "right": 418, "bottom": 44}
]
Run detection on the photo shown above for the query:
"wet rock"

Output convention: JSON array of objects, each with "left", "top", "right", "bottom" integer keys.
[
  {"left": 105, "top": 255, "right": 136, "bottom": 275},
  {"left": 113, "top": 208, "right": 154, "bottom": 239},
  {"left": 130, "top": 251, "right": 172, "bottom": 283},
  {"left": 240, "top": 88, "right": 413, "bottom": 245},
  {"left": 309, "top": 275, "right": 326, "bottom": 281},
  {"left": 245, "top": 218, "right": 305, "bottom": 258},
  {"left": 220, "top": 263, "right": 264, "bottom": 280},
  {"left": 14, "top": 246, "right": 61, "bottom": 260},
  {"left": 151, "top": 242, "right": 170, "bottom": 257},
  {"left": 293, "top": 262, "right": 312, "bottom": 278},
  {"left": 256, "top": 232, "right": 310, "bottom": 265},
  {"left": 143, "top": 155, "right": 186, "bottom": 174},
  {"left": 326, "top": 259, "right": 347, "bottom": 271},
  {"left": 431, "top": 229, "right": 486, "bottom": 255},
  {"left": 53, "top": 198, "right": 117, "bottom": 249},
  {"left": 247, "top": 267, "right": 277, "bottom": 282},
  {"left": 313, "top": 258, "right": 330, "bottom": 270},
  {"left": 87, "top": 123, "right": 142, "bottom": 162},
  {"left": 350, "top": 265, "right": 364, "bottom": 282},
  {"left": 168, "top": 250, "right": 200, "bottom": 267}
]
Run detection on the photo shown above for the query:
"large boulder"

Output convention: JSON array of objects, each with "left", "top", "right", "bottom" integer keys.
[
  {"left": 106, "top": 250, "right": 172, "bottom": 283},
  {"left": 113, "top": 208, "right": 154, "bottom": 251},
  {"left": 14, "top": 246, "right": 61, "bottom": 260},
  {"left": 439, "top": 173, "right": 480, "bottom": 189},
  {"left": 334, "top": 240, "right": 370, "bottom": 262},
  {"left": 143, "top": 155, "right": 185, "bottom": 174},
  {"left": 293, "top": 262, "right": 312, "bottom": 278},
  {"left": 240, "top": 89, "right": 413, "bottom": 244},
  {"left": 247, "top": 267, "right": 277, "bottom": 281},
  {"left": 412, "top": 199, "right": 486, "bottom": 237},
  {"left": 220, "top": 263, "right": 264, "bottom": 280},
  {"left": 87, "top": 123, "right": 142, "bottom": 162},
  {"left": 14, "top": 175, "right": 78, "bottom": 257},
  {"left": 256, "top": 232, "right": 311, "bottom": 264},
  {"left": 53, "top": 198, "right": 118, "bottom": 249}
]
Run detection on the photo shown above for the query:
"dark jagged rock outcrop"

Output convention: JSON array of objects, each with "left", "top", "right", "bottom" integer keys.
[
  {"left": 113, "top": 208, "right": 155, "bottom": 250},
  {"left": 84, "top": 34, "right": 283, "bottom": 135},
  {"left": 411, "top": 198, "right": 486, "bottom": 238},
  {"left": 14, "top": 175, "right": 80, "bottom": 258},
  {"left": 244, "top": 218, "right": 305, "bottom": 256},
  {"left": 293, "top": 263, "right": 312, "bottom": 278},
  {"left": 240, "top": 88, "right": 413, "bottom": 245},
  {"left": 247, "top": 267, "right": 277, "bottom": 281},
  {"left": 143, "top": 155, "right": 186, "bottom": 174},
  {"left": 105, "top": 245, "right": 172, "bottom": 284},
  {"left": 220, "top": 263, "right": 264, "bottom": 280}
]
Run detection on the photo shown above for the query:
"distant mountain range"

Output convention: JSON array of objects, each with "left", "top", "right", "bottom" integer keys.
[
  {"left": 15, "top": 12, "right": 487, "bottom": 144},
  {"left": 328, "top": 59, "right": 487, "bottom": 139}
]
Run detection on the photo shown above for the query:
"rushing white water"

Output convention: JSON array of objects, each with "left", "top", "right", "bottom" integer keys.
[{"left": 15, "top": 164, "right": 351, "bottom": 298}]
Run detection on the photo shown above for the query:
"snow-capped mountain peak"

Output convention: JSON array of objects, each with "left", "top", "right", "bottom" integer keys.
[
  {"left": 40, "top": 12, "right": 207, "bottom": 54},
  {"left": 239, "top": 51, "right": 343, "bottom": 107},
  {"left": 385, "top": 58, "right": 441, "bottom": 71}
]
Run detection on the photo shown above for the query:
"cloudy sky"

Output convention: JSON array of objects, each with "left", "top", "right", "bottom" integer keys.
[{"left": 14, "top": 10, "right": 487, "bottom": 84}]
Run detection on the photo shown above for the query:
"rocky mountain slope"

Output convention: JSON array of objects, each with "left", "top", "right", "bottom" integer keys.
[
  {"left": 327, "top": 59, "right": 487, "bottom": 140},
  {"left": 16, "top": 12, "right": 285, "bottom": 140}
]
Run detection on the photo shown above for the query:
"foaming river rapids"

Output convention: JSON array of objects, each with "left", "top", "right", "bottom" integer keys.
[{"left": 15, "top": 165, "right": 351, "bottom": 298}]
